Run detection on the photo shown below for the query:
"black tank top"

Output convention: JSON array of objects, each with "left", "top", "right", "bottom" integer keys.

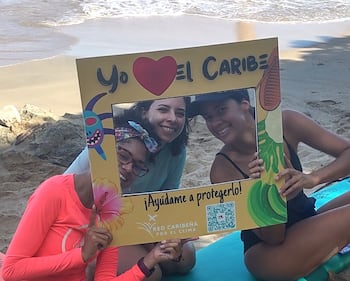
[
  {"left": 240, "top": 138, "right": 317, "bottom": 252},
  {"left": 216, "top": 138, "right": 302, "bottom": 178},
  {"left": 215, "top": 152, "right": 250, "bottom": 179},
  {"left": 284, "top": 138, "right": 302, "bottom": 172}
]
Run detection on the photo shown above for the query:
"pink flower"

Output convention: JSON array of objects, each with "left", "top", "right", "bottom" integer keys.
[{"left": 93, "top": 184, "right": 122, "bottom": 222}]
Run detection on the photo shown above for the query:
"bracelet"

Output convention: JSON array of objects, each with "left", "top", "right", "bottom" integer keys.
[{"left": 137, "top": 257, "right": 155, "bottom": 277}]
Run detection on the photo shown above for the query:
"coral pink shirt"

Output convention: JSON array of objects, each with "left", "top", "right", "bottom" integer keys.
[
  {"left": 2, "top": 175, "right": 145, "bottom": 281},
  {"left": 0, "top": 252, "right": 4, "bottom": 281}
]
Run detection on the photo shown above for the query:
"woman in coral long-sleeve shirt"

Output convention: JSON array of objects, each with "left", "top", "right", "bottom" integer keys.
[{"left": 2, "top": 121, "right": 183, "bottom": 281}]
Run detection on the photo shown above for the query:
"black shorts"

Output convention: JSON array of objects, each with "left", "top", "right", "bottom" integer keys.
[{"left": 241, "top": 191, "right": 317, "bottom": 253}]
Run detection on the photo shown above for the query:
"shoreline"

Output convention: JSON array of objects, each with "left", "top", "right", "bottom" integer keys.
[
  {"left": 59, "top": 16, "right": 350, "bottom": 60},
  {"left": 1, "top": 15, "right": 350, "bottom": 68},
  {"left": 1, "top": 16, "right": 350, "bottom": 116}
]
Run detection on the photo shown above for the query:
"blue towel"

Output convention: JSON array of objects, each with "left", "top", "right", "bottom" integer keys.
[{"left": 163, "top": 177, "right": 350, "bottom": 281}]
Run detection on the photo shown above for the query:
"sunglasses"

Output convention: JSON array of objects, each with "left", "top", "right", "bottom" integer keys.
[{"left": 117, "top": 146, "right": 149, "bottom": 177}]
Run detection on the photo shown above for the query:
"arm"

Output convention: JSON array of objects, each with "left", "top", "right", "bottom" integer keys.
[
  {"left": 247, "top": 152, "right": 264, "bottom": 178},
  {"left": 2, "top": 176, "right": 86, "bottom": 280},
  {"left": 278, "top": 110, "right": 350, "bottom": 196},
  {"left": 94, "top": 247, "right": 145, "bottom": 281},
  {"left": 254, "top": 110, "right": 350, "bottom": 244},
  {"left": 152, "top": 238, "right": 197, "bottom": 274},
  {"left": 94, "top": 240, "right": 183, "bottom": 281}
]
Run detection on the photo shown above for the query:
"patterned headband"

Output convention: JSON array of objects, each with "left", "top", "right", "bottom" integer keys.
[{"left": 115, "top": 121, "right": 158, "bottom": 153}]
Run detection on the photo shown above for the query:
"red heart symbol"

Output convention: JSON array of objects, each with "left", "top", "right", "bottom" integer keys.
[{"left": 133, "top": 56, "right": 177, "bottom": 96}]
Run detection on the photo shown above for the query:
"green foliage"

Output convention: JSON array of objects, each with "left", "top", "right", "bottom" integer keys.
[
  {"left": 248, "top": 180, "right": 287, "bottom": 226},
  {"left": 257, "top": 120, "right": 284, "bottom": 174}
]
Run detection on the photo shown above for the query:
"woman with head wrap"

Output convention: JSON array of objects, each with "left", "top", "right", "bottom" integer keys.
[{"left": 2, "top": 120, "right": 185, "bottom": 281}]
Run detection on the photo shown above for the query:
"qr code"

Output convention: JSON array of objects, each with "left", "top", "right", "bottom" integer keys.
[{"left": 206, "top": 201, "right": 236, "bottom": 232}]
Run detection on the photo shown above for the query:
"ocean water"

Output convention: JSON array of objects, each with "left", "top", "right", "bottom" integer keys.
[{"left": 1, "top": 0, "right": 350, "bottom": 66}]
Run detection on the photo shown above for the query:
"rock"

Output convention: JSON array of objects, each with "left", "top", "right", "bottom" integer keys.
[
  {"left": 0, "top": 104, "right": 85, "bottom": 167},
  {"left": 12, "top": 117, "right": 85, "bottom": 167},
  {"left": 20, "top": 104, "right": 57, "bottom": 122},
  {"left": 0, "top": 126, "right": 11, "bottom": 147},
  {"left": 0, "top": 104, "right": 86, "bottom": 169}
]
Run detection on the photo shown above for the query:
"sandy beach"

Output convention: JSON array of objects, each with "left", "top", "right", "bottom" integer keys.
[
  {"left": 1, "top": 16, "right": 350, "bottom": 116},
  {"left": 1, "top": 15, "right": 350, "bottom": 279}
]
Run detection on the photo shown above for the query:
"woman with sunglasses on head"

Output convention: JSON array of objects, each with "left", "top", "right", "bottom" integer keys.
[
  {"left": 66, "top": 97, "right": 196, "bottom": 281},
  {"left": 2, "top": 119, "right": 184, "bottom": 281},
  {"left": 189, "top": 88, "right": 350, "bottom": 281}
]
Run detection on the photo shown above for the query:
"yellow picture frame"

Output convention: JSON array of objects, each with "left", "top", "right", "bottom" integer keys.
[{"left": 76, "top": 37, "right": 286, "bottom": 246}]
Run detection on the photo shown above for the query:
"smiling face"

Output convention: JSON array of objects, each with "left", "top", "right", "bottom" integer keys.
[
  {"left": 143, "top": 97, "right": 186, "bottom": 144},
  {"left": 199, "top": 98, "right": 249, "bottom": 145},
  {"left": 117, "top": 138, "right": 148, "bottom": 189}
]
